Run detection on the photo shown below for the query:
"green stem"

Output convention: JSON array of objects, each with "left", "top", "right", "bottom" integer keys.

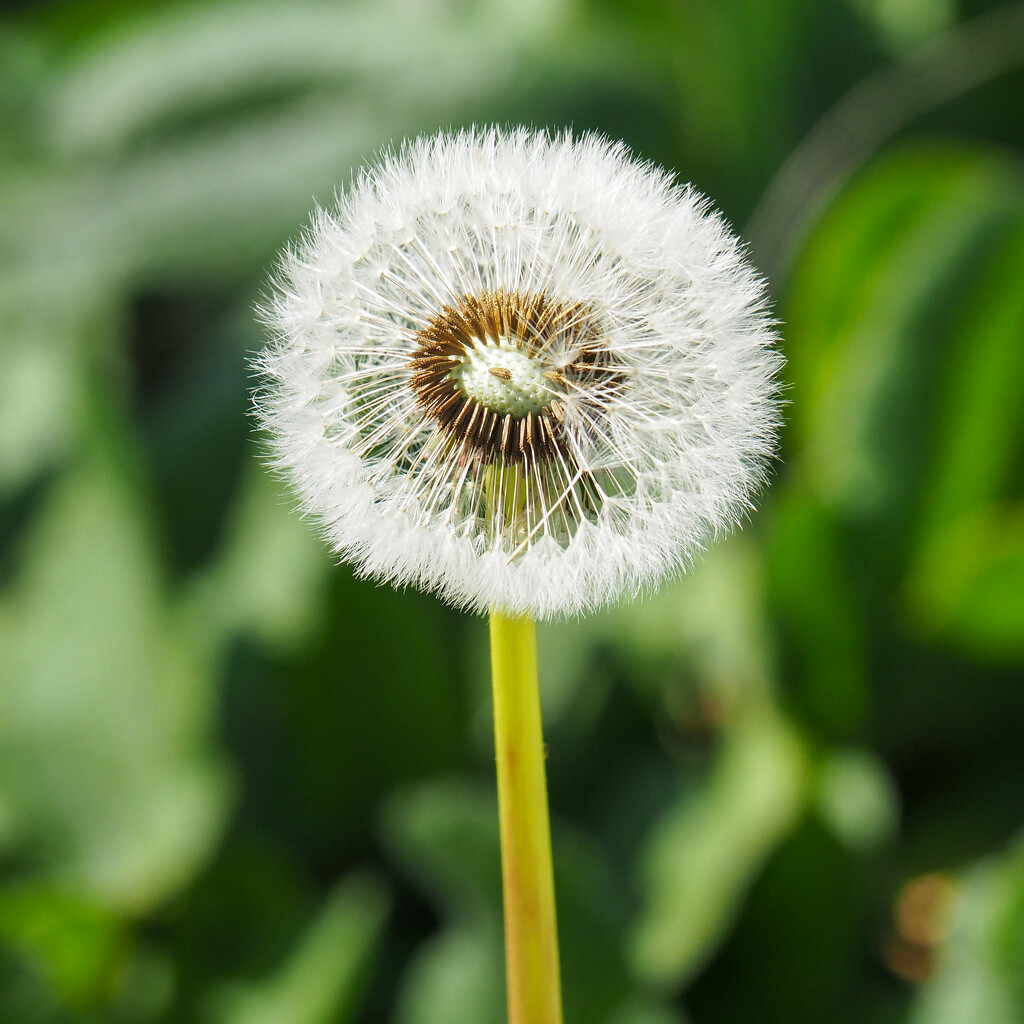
[{"left": 489, "top": 610, "right": 564, "bottom": 1024}]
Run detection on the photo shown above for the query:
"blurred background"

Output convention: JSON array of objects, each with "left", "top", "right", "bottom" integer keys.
[{"left": 1, "top": 0, "right": 1023, "bottom": 1021}]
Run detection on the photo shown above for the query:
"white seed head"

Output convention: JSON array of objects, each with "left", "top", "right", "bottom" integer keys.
[{"left": 255, "top": 127, "right": 783, "bottom": 619}]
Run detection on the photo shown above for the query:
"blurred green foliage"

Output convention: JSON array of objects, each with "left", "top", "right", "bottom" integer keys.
[{"left": 1, "top": 0, "right": 1022, "bottom": 1021}]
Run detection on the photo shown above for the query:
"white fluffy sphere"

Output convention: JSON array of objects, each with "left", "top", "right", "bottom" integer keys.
[{"left": 256, "top": 127, "right": 782, "bottom": 618}]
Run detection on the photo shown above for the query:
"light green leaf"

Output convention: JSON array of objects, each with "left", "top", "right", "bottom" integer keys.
[
  {"left": 766, "top": 489, "right": 869, "bottom": 732},
  {"left": 599, "top": 533, "right": 775, "bottom": 702},
  {"left": 381, "top": 782, "right": 506, "bottom": 1024},
  {"left": 0, "top": 294, "right": 118, "bottom": 498},
  {"left": 816, "top": 748, "right": 900, "bottom": 851},
  {"left": 0, "top": 886, "right": 124, "bottom": 1009},
  {"left": 630, "top": 704, "right": 808, "bottom": 988},
  {"left": 380, "top": 779, "right": 503, "bottom": 927},
  {"left": 383, "top": 778, "right": 638, "bottom": 1023},
  {"left": 847, "top": 0, "right": 955, "bottom": 49},
  {"left": 785, "top": 146, "right": 1024, "bottom": 514},
  {"left": 393, "top": 925, "right": 504, "bottom": 1024},
  {"left": 1, "top": 100, "right": 402, "bottom": 294},
  {"left": 911, "top": 835, "right": 1024, "bottom": 1024},
  {"left": 606, "top": 999, "right": 690, "bottom": 1024},
  {"left": 206, "top": 873, "right": 390, "bottom": 1024},
  {"left": 785, "top": 144, "right": 1024, "bottom": 657},
  {"left": 581, "top": 531, "right": 812, "bottom": 990},
  {"left": 905, "top": 220, "right": 1024, "bottom": 654},
  {"left": 47, "top": 0, "right": 571, "bottom": 156},
  {"left": 0, "top": 327, "right": 80, "bottom": 495},
  {"left": 0, "top": 448, "right": 231, "bottom": 912},
  {"left": 185, "top": 463, "right": 331, "bottom": 654}
]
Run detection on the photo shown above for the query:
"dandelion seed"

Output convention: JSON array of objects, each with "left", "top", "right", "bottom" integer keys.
[{"left": 256, "top": 127, "right": 782, "bottom": 618}]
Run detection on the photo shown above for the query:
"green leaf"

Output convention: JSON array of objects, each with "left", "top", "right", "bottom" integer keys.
[
  {"left": 815, "top": 748, "right": 900, "bottom": 851},
  {"left": 393, "top": 925, "right": 505, "bottom": 1024},
  {"left": 766, "top": 488, "right": 869, "bottom": 733},
  {"left": 380, "top": 781, "right": 507, "bottom": 1024},
  {"left": 599, "top": 534, "right": 775, "bottom": 701},
  {"left": 380, "top": 779, "right": 504, "bottom": 928},
  {"left": 784, "top": 143, "right": 1024, "bottom": 658},
  {"left": 785, "top": 145, "right": 1024, "bottom": 515},
  {"left": 185, "top": 463, "right": 331, "bottom": 655},
  {"left": 585, "top": 534, "right": 813, "bottom": 990},
  {"left": 0, "top": 295, "right": 118, "bottom": 498},
  {"left": 904, "top": 220, "right": 1024, "bottom": 655},
  {"left": 0, "top": 446, "right": 231, "bottom": 912},
  {"left": 0, "top": 886, "right": 124, "bottom": 1009},
  {"left": 0, "top": 100, "right": 402, "bottom": 293},
  {"left": 630, "top": 704, "right": 808, "bottom": 988},
  {"left": 0, "top": 326, "right": 80, "bottom": 496},
  {"left": 606, "top": 999, "right": 690, "bottom": 1024},
  {"left": 382, "top": 778, "right": 639, "bottom": 1023},
  {"left": 847, "top": 0, "right": 955, "bottom": 49},
  {"left": 46, "top": 0, "right": 571, "bottom": 156},
  {"left": 206, "top": 873, "right": 390, "bottom": 1024},
  {"left": 911, "top": 835, "right": 1024, "bottom": 1024}
]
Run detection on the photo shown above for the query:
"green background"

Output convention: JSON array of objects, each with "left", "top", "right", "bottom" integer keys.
[{"left": 1, "top": 0, "right": 1023, "bottom": 1021}]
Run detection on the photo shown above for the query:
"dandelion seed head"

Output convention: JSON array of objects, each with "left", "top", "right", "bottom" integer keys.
[{"left": 256, "top": 127, "right": 783, "bottom": 618}]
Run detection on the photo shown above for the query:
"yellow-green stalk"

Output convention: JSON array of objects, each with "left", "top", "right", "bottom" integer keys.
[{"left": 490, "top": 611, "right": 563, "bottom": 1024}]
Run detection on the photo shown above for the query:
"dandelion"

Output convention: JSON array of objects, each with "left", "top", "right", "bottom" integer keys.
[
  {"left": 255, "top": 127, "right": 782, "bottom": 1024},
  {"left": 256, "top": 128, "right": 781, "bottom": 621}
]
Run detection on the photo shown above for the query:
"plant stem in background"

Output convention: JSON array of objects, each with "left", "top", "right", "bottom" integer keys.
[{"left": 489, "top": 611, "right": 563, "bottom": 1024}]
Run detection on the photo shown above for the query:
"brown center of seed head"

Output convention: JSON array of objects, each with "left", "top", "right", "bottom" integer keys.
[{"left": 409, "top": 289, "right": 618, "bottom": 463}]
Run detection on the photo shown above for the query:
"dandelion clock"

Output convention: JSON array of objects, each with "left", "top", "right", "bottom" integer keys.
[{"left": 256, "top": 127, "right": 782, "bottom": 1024}]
